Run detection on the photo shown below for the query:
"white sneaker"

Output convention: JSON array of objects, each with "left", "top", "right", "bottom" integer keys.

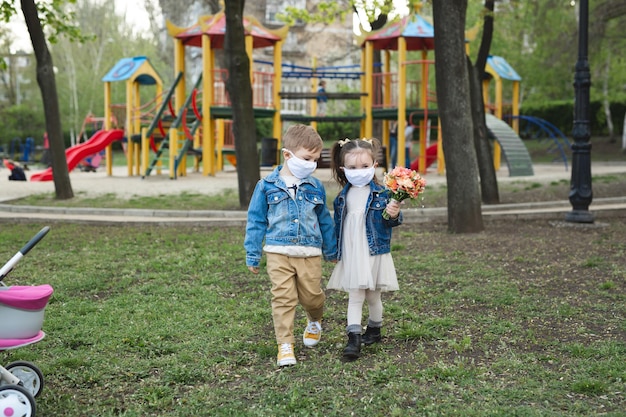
[
  {"left": 277, "top": 343, "right": 297, "bottom": 367},
  {"left": 303, "top": 321, "right": 322, "bottom": 347}
]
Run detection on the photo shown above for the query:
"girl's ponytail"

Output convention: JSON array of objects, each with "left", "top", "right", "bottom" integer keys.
[{"left": 330, "top": 141, "right": 347, "bottom": 186}]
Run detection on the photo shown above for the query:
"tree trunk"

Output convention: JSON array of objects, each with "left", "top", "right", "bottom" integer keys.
[
  {"left": 468, "top": 59, "right": 498, "bottom": 204},
  {"left": 21, "top": 0, "right": 73, "bottom": 199},
  {"left": 471, "top": 0, "right": 499, "bottom": 204},
  {"left": 433, "top": 0, "right": 483, "bottom": 233},
  {"left": 224, "top": 0, "right": 260, "bottom": 208}
]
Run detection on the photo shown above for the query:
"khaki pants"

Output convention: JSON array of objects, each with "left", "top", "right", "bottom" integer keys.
[{"left": 266, "top": 253, "right": 325, "bottom": 344}]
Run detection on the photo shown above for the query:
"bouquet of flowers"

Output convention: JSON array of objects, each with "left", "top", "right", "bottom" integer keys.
[{"left": 382, "top": 166, "right": 426, "bottom": 219}]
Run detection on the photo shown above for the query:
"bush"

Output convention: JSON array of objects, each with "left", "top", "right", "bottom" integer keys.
[
  {"left": 0, "top": 104, "right": 46, "bottom": 146},
  {"left": 316, "top": 121, "right": 361, "bottom": 142},
  {"left": 521, "top": 100, "right": 626, "bottom": 136}
]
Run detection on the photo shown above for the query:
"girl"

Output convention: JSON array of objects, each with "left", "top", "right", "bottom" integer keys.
[{"left": 328, "top": 138, "right": 403, "bottom": 360}]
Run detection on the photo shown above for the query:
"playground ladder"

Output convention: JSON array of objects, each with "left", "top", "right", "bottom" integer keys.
[
  {"left": 174, "top": 116, "right": 203, "bottom": 173},
  {"left": 144, "top": 73, "right": 203, "bottom": 178},
  {"left": 141, "top": 72, "right": 183, "bottom": 178}
]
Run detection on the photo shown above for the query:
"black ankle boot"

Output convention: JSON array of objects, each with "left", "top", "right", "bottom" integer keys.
[
  {"left": 343, "top": 332, "right": 361, "bottom": 360},
  {"left": 362, "top": 326, "right": 382, "bottom": 345}
]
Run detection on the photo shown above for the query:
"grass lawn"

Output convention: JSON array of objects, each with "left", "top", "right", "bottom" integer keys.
[
  {"left": 1, "top": 135, "right": 624, "bottom": 415},
  {"left": 0, "top": 220, "right": 624, "bottom": 416}
]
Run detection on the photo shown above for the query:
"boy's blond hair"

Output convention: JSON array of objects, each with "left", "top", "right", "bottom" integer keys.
[{"left": 282, "top": 124, "right": 323, "bottom": 152}]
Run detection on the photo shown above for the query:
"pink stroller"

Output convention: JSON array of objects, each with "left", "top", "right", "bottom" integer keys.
[{"left": 0, "top": 227, "right": 53, "bottom": 417}]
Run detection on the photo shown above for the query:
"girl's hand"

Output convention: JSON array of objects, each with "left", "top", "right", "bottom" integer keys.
[
  {"left": 248, "top": 266, "right": 259, "bottom": 274},
  {"left": 385, "top": 199, "right": 401, "bottom": 219}
]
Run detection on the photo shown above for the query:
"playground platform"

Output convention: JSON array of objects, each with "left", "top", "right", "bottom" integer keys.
[{"left": 1, "top": 162, "right": 625, "bottom": 225}]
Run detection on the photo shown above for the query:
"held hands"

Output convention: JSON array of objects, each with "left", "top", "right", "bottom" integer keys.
[{"left": 384, "top": 199, "right": 401, "bottom": 219}]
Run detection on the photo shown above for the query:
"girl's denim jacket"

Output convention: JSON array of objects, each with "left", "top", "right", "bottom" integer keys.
[
  {"left": 333, "top": 181, "right": 403, "bottom": 260},
  {"left": 245, "top": 166, "right": 338, "bottom": 268}
]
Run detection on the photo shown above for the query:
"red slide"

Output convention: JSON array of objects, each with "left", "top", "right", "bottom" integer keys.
[
  {"left": 30, "top": 129, "right": 124, "bottom": 182},
  {"left": 410, "top": 143, "right": 438, "bottom": 172}
]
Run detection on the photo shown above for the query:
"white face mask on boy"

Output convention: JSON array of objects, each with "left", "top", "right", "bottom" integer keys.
[
  {"left": 284, "top": 149, "right": 317, "bottom": 179},
  {"left": 343, "top": 166, "right": 376, "bottom": 187}
]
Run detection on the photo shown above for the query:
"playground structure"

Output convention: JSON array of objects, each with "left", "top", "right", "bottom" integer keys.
[
  {"left": 358, "top": 11, "right": 440, "bottom": 174},
  {"left": 358, "top": 11, "right": 535, "bottom": 177},
  {"left": 137, "top": 6, "right": 531, "bottom": 179},
  {"left": 144, "top": 13, "right": 288, "bottom": 178},
  {"left": 102, "top": 56, "right": 164, "bottom": 177},
  {"left": 31, "top": 7, "right": 542, "bottom": 182},
  {"left": 30, "top": 56, "right": 162, "bottom": 182},
  {"left": 507, "top": 114, "right": 571, "bottom": 170}
]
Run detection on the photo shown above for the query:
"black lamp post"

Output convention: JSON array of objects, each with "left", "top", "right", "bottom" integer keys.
[{"left": 566, "top": 0, "right": 594, "bottom": 223}]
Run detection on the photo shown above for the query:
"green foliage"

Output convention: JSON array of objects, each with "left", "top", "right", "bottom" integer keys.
[
  {"left": 485, "top": 1, "right": 626, "bottom": 108},
  {"left": 277, "top": 0, "right": 401, "bottom": 27},
  {"left": 0, "top": 1, "right": 17, "bottom": 22},
  {"left": 33, "top": 0, "right": 90, "bottom": 43},
  {"left": 316, "top": 121, "right": 361, "bottom": 142},
  {"left": 0, "top": 1, "right": 169, "bottom": 136},
  {"left": 0, "top": 0, "right": 87, "bottom": 43},
  {"left": 0, "top": 104, "right": 45, "bottom": 144},
  {"left": 279, "top": 2, "right": 350, "bottom": 25},
  {"left": 255, "top": 118, "right": 274, "bottom": 140},
  {"left": 50, "top": 0, "right": 171, "bottom": 134},
  {"left": 353, "top": 0, "right": 397, "bottom": 24}
]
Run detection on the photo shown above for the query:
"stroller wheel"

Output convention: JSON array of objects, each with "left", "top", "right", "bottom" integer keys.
[
  {"left": 4, "top": 361, "right": 44, "bottom": 398},
  {"left": 0, "top": 384, "right": 36, "bottom": 417}
]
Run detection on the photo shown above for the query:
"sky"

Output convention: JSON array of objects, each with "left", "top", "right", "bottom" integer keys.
[
  {"left": 7, "top": 0, "right": 152, "bottom": 53},
  {"left": 114, "top": 0, "right": 152, "bottom": 33}
]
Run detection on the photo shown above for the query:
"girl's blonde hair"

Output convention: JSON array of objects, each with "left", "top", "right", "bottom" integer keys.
[{"left": 330, "top": 137, "right": 381, "bottom": 187}]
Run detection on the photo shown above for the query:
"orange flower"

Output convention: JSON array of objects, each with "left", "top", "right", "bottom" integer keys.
[{"left": 382, "top": 166, "right": 426, "bottom": 219}]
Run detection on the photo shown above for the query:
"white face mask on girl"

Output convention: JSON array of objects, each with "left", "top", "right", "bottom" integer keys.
[
  {"left": 284, "top": 149, "right": 317, "bottom": 179},
  {"left": 343, "top": 166, "right": 376, "bottom": 187}
]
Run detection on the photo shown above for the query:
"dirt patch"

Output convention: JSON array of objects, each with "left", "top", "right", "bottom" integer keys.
[{"left": 380, "top": 213, "right": 626, "bottom": 374}]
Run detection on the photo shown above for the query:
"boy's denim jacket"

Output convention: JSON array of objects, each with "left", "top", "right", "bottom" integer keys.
[
  {"left": 333, "top": 181, "right": 403, "bottom": 260},
  {"left": 245, "top": 166, "right": 338, "bottom": 268}
]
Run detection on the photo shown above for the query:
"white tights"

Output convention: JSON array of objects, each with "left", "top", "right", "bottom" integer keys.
[{"left": 347, "top": 289, "right": 383, "bottom": 333}]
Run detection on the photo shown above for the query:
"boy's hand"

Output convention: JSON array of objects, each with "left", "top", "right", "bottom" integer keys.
[
  {"left": 248, "top": 266, "right": 260, "bottom": 274},
  {"left": 385, "top": 199, "right": 401, "bottom": 219}
]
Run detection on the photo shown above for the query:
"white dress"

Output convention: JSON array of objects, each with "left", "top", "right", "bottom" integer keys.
[{"left": 327, "top": 186, "right": 399, "bottom": 292}]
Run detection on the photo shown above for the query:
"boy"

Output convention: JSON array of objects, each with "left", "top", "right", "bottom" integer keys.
[
  {"left": 244, "top": 124, "right": 337, "bottom": 367},
  {"left": 316, "top": 80, "right": 328, "bottom": 116}
]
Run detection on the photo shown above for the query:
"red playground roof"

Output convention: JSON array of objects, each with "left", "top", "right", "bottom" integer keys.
[
  {"left": 360, "top": 14, "right": 435, "bottom": 51},
  {"left": 169, "top": 12, "right": 287, "bottom": 49}
]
